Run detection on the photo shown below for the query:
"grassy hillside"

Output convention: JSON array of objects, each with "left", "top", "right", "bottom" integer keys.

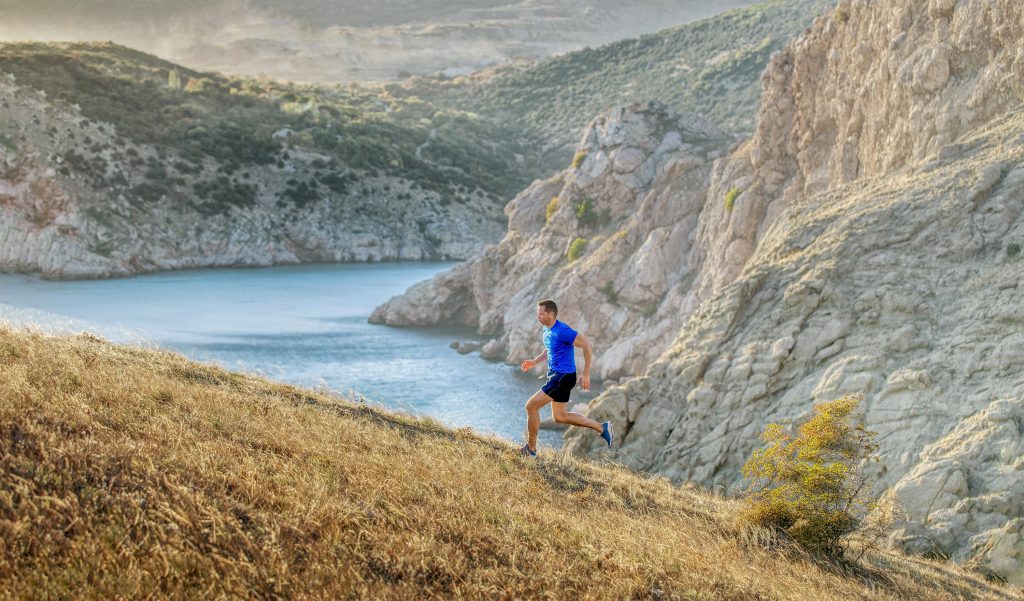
[
  {"left": 401, "top": 0, "right": 833, "bottom": 153},
  {"left": 0, "top": 326, "right": 1019, "bottom": 600},
  {"left": 0, "top": 42, "right": 540, "bottom": 208}
]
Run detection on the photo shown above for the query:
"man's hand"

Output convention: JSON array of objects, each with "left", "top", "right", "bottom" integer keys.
[
  {"left": 521, "top": 359, "right": 535, "bottom": 372},
  {"left": 580, "top": 372, "right": 591, "bottom": 391}
]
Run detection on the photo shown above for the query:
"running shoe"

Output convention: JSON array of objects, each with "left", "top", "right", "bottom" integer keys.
[
  {"left": 519, "top": 444, "right": 537, "bottom": 458},
  {"left": 601, "top": 421, "right": 614, "bottom": 448}
]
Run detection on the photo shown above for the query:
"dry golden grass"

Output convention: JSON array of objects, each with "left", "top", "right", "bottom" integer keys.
[{"left": 1, "top": 326, "right": 1021, "bottom": 600}]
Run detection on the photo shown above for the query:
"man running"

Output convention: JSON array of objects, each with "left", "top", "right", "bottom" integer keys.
[{"left": 519, "top": 299, "right": 613, "bottom": 457}]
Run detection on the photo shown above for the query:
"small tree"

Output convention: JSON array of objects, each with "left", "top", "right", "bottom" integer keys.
[{"left": 741, "top": 394, "right": 879, "bottom": 558}]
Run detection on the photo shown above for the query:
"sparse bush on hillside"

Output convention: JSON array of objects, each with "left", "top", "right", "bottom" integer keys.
[
  {"left": 429, "top": 0, "right": 833, "bottom": 151},
  {"left": 567, "top": 237, "right": 588, "bottom": 261},
  {"left": 598, "top": 281, "right": 618, "bottom": 304},
  {"left": 574, "top": 197, "right": 611, "bottom": 229},
  {"left": 724, "top": 187, "right": 740, "bottom": 212},
  {"left": 741, "top": 394, "right": 880, "bottom": 558},
  {"left": 572, "top": 151, "right": 588, "bottom": 169},
  {"left": 0, "top": 132, "right": 17, "bottom": 152},
  {"left": 546, "top": 196, "right": 559, "bottom": 222},
  {"left": 1007, "top": 243, "right": 1021, "bottom": 258},
  {"left": 0, "top": 42, "right": 543, "bottom": 210}
]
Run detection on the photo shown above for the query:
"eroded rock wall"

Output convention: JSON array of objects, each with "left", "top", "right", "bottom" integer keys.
[
  {"left": 565, "top": 0, "right": 1024, "bottom": 581},
  {"left": 371, "top": 103, "right": 734, "bottom": 379}
]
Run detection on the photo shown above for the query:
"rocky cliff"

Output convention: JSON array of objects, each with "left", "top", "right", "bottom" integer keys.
[
  {"left": 370, "top": 103, "right": 735, "bottom": 380},
  {"left": 0, "top": 70, "right": 504, "bottom": 278},
  {"left": 376, "top": 0, "right": 1024, "bottom": 582},
  {"left": 564, "top": 0, "right": 1024, "bottom": 583}
]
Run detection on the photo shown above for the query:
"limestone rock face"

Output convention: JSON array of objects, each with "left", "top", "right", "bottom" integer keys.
[
  {"left": 567, "top": 114, "right": 1024, "bottom": 581},
  {"left": 691, "top": 0, "right": 1024, "bottom": 308},
  {"left": 561, "top": 0, "right": 1024, "bottom": 583},
  {"left": 371, "top": 102, "right": 733, "bottom": 379},
  {"left": 887, "top": 399, "right": 1024, "bottom": 581},
  {"left": 0, "top": 76, "right": 503, "bottom": 279}
]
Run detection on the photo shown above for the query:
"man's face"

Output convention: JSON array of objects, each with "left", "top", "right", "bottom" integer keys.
[{"left": 537, "top": 306, "right": 556, "bottom": 327}]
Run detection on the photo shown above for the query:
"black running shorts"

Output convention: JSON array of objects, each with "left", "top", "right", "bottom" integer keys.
[{"left": 542, "top": 370, "right": 577, "bottom": 403}]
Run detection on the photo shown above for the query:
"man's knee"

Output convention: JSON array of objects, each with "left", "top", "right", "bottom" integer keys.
[
  {"left": 526, "top": 392, "right": 549, "bottom": 411},
  {"left": 552, "top": 410, "right": 570, "bottom": 424}
]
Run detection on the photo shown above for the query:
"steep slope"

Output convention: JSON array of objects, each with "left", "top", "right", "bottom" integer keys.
[
  {"left": 1, "top": 326, "right": 1018, "bottom": 600},
  {"left": 561, "top": 0, "right": 1024, "bottom": 583},
  {"left": 0, "top": 43, "right": 535, "bottom": 278}
]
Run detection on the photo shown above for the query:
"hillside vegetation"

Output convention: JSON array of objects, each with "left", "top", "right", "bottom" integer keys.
[
  {"left": 405, "top": 0, "right": 833, "bottom": 152},
  {"left": 0, "top": 42, "right": 538, "bottom": 206},
  {"left": 0, "top": 42, "right": 542, "bottom": 276},
  {"left": 1, "top": 326, "right": 1019, "bottom": 600}
]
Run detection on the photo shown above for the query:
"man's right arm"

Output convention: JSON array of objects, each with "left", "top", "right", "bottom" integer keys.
[{"left": 521, "top": 350, "right": 547, "bottom": 372}]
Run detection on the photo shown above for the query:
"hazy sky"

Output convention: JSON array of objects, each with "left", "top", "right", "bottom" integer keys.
[{"left": 0, "top": 0, "right": 760, "bottom": 82}]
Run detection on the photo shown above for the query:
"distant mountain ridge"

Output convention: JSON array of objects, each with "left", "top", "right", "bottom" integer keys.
[
  {"left": 445, "top": 0, "right": 835, "bottom": 147},
  {"left": 0, "top": 0, "right": 761, "bottom": 83}
]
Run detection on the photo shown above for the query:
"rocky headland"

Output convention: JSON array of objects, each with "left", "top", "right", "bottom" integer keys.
[{"left": 0, "top": 57, "right": 507, "bottom": 279}]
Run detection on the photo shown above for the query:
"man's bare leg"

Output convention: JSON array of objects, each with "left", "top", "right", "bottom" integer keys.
[
  {"left": 525, "top": 390, "right": 552, "bottom": 452},
  {"left": 551, "top": 402, "right": 603, "bottom": 433}
]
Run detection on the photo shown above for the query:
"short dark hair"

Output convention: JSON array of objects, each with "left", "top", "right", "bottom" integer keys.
[{"left": 537, "top": 299, "right": 558, "bottom": 316}]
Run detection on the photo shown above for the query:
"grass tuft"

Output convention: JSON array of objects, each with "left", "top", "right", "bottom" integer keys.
[
  {"left": 725, "top": 186, "right": 741, "bottom": 212},
  {"left": 546, "top": 196, "right": 559, "bottom": 223}
]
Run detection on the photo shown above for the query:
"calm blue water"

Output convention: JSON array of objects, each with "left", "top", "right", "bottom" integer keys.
[{"left": 0, "top": 262, "right": 598, "bottom": 449}]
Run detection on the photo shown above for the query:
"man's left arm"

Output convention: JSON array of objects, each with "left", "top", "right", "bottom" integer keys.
[{"left": 573, "top": 333, "right": 593, "bottom": 391}]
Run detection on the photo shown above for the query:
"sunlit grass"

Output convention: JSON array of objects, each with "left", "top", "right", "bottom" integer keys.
[{"left": 0, "top": 326, "right": 1019, "bottom": 599}]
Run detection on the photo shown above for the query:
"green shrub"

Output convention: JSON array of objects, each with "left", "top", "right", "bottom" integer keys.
[
  {"left": 1008, "top": 243, "right": 1021, "bottom": 258},
  {"left": 598, "top": 281, "right": 618, "bottom": 304},
  {"left": 741, "top": 394, "right": 879, "bottom": 558},
  {"left": 546, "top": 197, "right": 559, "bottom": 222},
  {"left": 567, "top": 237, "right": 588, "bottom": 261},
  {"left": 724, "top": 187, "right": 740, "bottom": 212},
  {"left": 574, "top": 197, "right": 611, "bottom": 228},
  {"left": 572, "top": 151, "right": 588, "bottom": 169},
  {"left": 835, "top": 9, "right": 849, "bottom": 23},
  {"left": 0, "top": 132, "right": 17, "bottom": 152}
]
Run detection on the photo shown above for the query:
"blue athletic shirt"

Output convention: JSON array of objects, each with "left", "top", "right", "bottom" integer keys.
[{"left": 544, "top": 319, "right": 578, "bottom": 374}]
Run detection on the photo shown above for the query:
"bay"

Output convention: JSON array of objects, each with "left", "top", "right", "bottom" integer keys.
[{"left": 0, "top": 262, "right": 600, "bottom": 449}]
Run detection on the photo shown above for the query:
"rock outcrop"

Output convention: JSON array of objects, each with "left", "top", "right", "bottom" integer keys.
[
  {"left": 0, "top": 75, "right": 503, "bottom": 278},
  {"left": 371, "top": 102, "right": 734, "bottom": 379},
  {"left": 887, "top": 398, "right": 1024, "bottom": 581}
]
